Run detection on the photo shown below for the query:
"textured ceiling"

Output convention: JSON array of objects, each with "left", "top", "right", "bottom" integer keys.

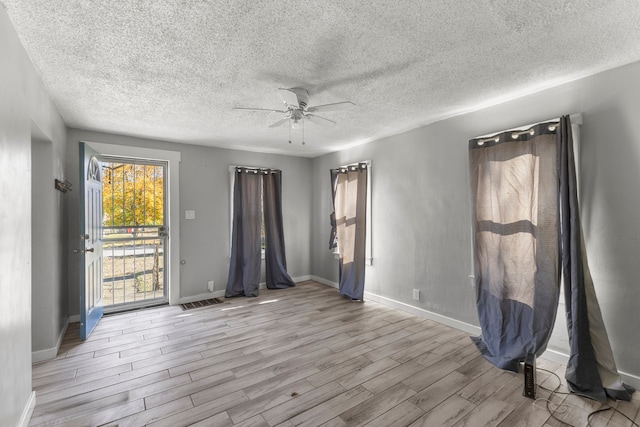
[{"left": 4, "top": 1, "right": 640, "bottom": 157}]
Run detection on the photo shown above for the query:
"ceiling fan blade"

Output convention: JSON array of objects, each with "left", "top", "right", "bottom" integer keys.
[
  {"left": 306, "top": 114, "right": 336, "bottom": 127},
  {"left": 277, "top": 88, "right": 299, "bottom": 108},
  {"left": 268, "top": 117, "right": 289, "bottom": 128},
  {"left": 233, "top": 107, "right": 287, "bottom": 113},
  {"left": 306, "top": 101, "right": 355, "bottom": 113}
]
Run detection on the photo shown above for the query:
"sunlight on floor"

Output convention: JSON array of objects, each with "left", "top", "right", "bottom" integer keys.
[{"left": 221, "top": 305, "right": 245, "bottom": 311}]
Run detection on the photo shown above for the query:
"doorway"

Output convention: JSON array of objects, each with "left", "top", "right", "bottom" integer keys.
[
  {"left": 101, "top": 158, "right": 168, "bottom": 312},
  {"left": 80, "top": 141, "right": 181, "bottom": 314}
]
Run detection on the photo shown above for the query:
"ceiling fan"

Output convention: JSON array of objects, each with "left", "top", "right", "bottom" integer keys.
[{"left": 233, "top": 88, "right": 355, "bottom": 142}]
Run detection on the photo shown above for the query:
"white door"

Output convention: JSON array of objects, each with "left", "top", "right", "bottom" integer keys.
[{"left": 78, "top": 142, "right": 104, "bottom": 340}]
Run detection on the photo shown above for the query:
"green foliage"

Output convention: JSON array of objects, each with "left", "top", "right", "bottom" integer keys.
[{"left": 102, "top": 162, "right": 164, "bottom": 227}]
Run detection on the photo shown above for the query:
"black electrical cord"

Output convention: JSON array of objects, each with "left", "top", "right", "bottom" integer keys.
[
  {"left": 536, "top": 367, "right": 639, "bottom": 427},
  {"left": 536, "top": 367, "right": 575, "bottom": 426}
]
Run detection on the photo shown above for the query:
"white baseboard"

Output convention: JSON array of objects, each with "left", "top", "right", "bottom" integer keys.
[
  {"left": 177, "top": 277, "right": 313, "bottom": 305},
  {"left": 539, "top": 348, "right": 569, "bottom": 366},
  {"left": 178, "top": 291, "right": 226, "bottom": 304},
  {"left": 310, "top": 275, "right": 339, "bottom": 289},
  {"left": 539, "top": 348, "right": 640, "bottom": 390},
  {"left": 68, "top": 314, "right": 80, "bottom": 323},
  {"left": 18, "top": 391, "right": 36, "bottom": 427},
  {"left": 32, "top": 347, "right": 57, "bottom": 364},
  {"left": 363, "top": 290, "right": 482, "bottom": 336},
  {"left": 620, "top": 371, "right": 640, "bottom": 390},
  {"left": 310, "top": 275, "right": 480, "bottom": 335},
  {"left": 177, "top": 283, "right": 268, "bottom": 304},
  {"left": 32, "top": 317, "right": 71, "bottom": 363},
  {"left": 177, "top": 283, "right": 265, "bottom": 304}
]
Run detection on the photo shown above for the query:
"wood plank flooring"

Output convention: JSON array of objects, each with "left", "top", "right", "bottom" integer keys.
[{"left": 30, "top": 281, "right": 640, "bottom": 426}]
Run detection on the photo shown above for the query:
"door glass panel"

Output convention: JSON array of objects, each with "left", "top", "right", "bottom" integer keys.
[{"left": 101, "top": 159, "right": 167, "bottom": 310}]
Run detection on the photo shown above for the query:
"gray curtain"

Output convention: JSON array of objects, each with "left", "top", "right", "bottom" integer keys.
[
  {"left": 469, "top": 117, "right": 634, "bottom": 402},
  {"left": 330, "top": 163, "right": 368, "bottom": 300},
  {"left": 469, "top": 122, "right": 560, "bottom": 371},
  {"left": 263, "top": 170, "right": 295, "bottom": 289},
  {"left": 225, "top": 168, "right": 261, "bottom": 297},
  {"left": 558, "top": 116, "right": 634, "bottom": 402}
]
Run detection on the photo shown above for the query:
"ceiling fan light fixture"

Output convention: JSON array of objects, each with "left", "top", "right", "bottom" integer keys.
[{"left": 291, "top": 118, "right": 301, "bottom": 129}]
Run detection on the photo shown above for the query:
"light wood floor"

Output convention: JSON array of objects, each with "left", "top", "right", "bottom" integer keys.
[{"left": 30, "top": 281, "right": 640, "bottom": 427}]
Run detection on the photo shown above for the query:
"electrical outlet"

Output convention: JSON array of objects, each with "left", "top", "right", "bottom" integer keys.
[
  {"left": 208, "top": 280, "right": 214, "bottom": 292},
  {"left": 412, "top": 289, "right": 420, "bottom": 300}
]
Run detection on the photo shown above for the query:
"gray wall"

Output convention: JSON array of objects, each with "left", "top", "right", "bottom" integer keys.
[
  {"left": 31, "top": 134, "right": 67, "bottom": 357},
  {"left": 311, "top": 61, "right": 640, "bottom": 383},
  {"left": 311, "top": 118, "right": 477, "bottom": 323},
  {"left": 0, "top": 5, "right": 67, "bottom": 426},
  {"left": 311, "top": 63, "right": 640, "bottom": 384},
  {"left": 65, "top": 129, "right": 312, "bottom": 312}
]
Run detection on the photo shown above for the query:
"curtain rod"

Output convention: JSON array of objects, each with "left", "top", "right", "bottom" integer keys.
[
  {"left": 476, "top": 122, "right": 559, "bottom": 145},
  {"left": 231, "top": 165, "right": 280, "bottom": 174},
  {"left": 332, "top": 162, "right": 369, "bottom": 173},
  {"left": 473, "top": 113, "right": 583, "bottom": 146}
]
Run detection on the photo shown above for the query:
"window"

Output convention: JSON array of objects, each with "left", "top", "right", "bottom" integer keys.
[
  {"left": 332, "top": 160, "right": 372, "bottom": 265},
  {"left": 229, "top": 165, "right": 266, "bottom": 258},
  {"left": 468, "top": 115, "right": 582, "bottom": 295}
]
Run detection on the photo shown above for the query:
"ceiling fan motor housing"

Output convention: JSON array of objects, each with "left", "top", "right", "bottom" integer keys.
[{"left": 288, "top": 87, "right": 309, "bottom": 110}]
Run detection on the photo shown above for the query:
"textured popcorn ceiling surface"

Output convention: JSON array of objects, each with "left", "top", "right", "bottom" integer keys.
[{"left": 4, "top": 1, "right": 640, "bottom": 157}]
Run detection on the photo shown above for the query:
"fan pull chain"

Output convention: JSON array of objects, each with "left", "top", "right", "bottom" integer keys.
[
  {"left": 288, "top": 118, "right": 292, "bottom": 144},
  {"left": 302, "top": 119, "right": 306, "bottom": 145}
]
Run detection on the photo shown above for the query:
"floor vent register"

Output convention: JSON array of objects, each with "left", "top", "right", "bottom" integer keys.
[{"left": 179, "top": 298, "right": 224, "bottom": 311}]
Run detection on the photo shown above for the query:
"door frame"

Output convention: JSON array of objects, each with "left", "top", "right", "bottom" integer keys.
[{"left": 83, "top": 141, "right": 182, "bottom": 305}]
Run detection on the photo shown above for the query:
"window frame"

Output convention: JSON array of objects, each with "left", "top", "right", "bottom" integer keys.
[
  {"left": 332, "top": 160, "right": 373, "bottom": 266},
  {"left": 229, "top": 165, "right": 266, "bottom": 259}
]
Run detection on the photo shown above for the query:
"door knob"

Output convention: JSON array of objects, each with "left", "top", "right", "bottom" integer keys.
[{"left": 73, "top": 248, "right": 94, "bottom": 254}]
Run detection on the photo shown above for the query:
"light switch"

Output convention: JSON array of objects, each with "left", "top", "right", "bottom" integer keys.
[{"left": 185, "top": 210, "right": 196, "bottom": 220}]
